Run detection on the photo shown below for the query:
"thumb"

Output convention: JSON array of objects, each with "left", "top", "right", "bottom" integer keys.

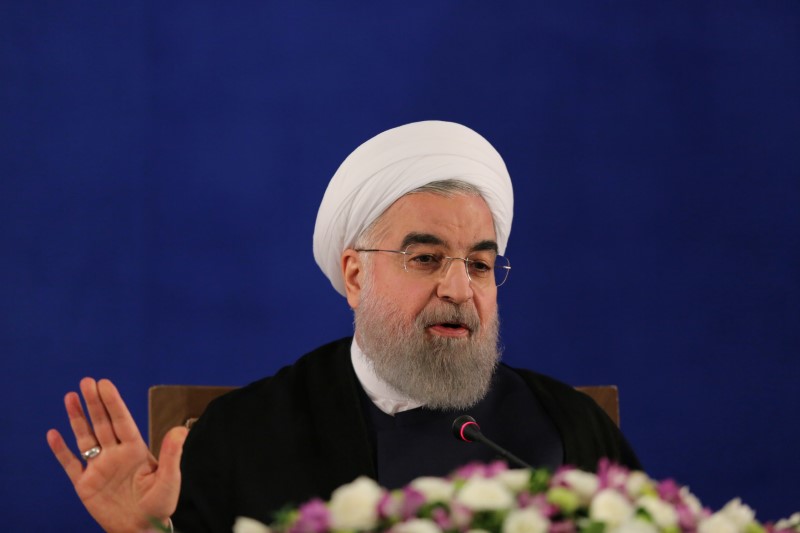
[{"left": 155, "top": 426, "right": 189, "bottom": 490}]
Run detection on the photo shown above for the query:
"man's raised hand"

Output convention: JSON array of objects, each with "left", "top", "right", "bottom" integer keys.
[{"left": 47, "top": 378, "right": 188, "bottom": 533}]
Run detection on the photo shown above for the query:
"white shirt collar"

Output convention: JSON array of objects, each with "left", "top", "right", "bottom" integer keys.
[{"left": 350, "top": 337, "right": 424, "bottom": 416}]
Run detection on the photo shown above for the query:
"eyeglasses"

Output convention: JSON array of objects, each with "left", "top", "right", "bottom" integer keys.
[{"left": 355, "top": 243, "right": 511, "bottom": 288}]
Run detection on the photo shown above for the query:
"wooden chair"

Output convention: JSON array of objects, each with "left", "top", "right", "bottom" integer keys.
[{"left": 148, "top": 384, "right": 620, "bottom": 456}]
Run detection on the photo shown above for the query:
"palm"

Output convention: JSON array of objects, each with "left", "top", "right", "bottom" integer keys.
[{"left": 48, "top": 378, "right": 187, "bottom": 533}]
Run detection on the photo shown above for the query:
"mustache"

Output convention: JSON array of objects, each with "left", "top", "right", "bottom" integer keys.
[{"left": 415, "top": 303, "right": 481, "bottom": 333}]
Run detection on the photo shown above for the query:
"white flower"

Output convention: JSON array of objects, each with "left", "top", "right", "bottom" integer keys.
[
  {"left": 495, "top": 469, "right": 531, "bottom": 492},
  {"left": 775, "top": 512, "right": 800, "bottom": 531},
  {"left": 636, "top": 495, "right": 678, "bottom": 528},
  {"left": 625, "top": 471, "right": 652, "bottom": 498},
  {"left": 233, "top": 516, "right": 271, "bottom": 533},
  {"left": 329, "top": 476, "right": 384, "bottom": 530},
  {"left": 698, "top": 513, "right": 739, "bottom": 533},
  {"left": 614, "top": 518, "right": 659, "bottom": 533},
  {"left": 502, "top": 507, "right": 549, "bottom": 533},
  {"left": 410, "top": 476, "right": 456, "bottom": 503},
  {"left": 590, "top": 489, "right": 634, "bottom": 528},
  {"left": 456, "top": 477, "right": 515, "bottom": 511},
  {"left": 562, "top": 470, "right": 599, "bottom": 504},
  {"left": 392, "top": 518, "right": 442, "bottom": 533},
  {"left": 719, "top": 498, "right": 756, "bottom": 529}
]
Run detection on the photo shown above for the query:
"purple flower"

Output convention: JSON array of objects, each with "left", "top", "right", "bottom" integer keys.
[
  {"left": 596, "top": 459, "right": 630, "bottom": 491},
  {"left": 289, "top": 499, "right": 330, "bottom": 533},
  {"left": 676, "top": 502, "right": 699, "bottom": 530},
  {"left": 485, "top": 460, "right": 509, "bottom": 477},
  {"left": 518, "top": 493, "right": 558, "bottom": 518},
  {"left": 549, "top": 520, "right": 577, "bottom": 533},
  {"left": 401, "top": 487, "right": 427, "bottom": 519},
  {"left": 431, "top": 507, "right": 454, "bottom": 530},
  {"left": 378, "top": 492, "right": 401, "bottom": 520},
  {"left": 452, "top": 460, "right": 509, "bottom": 479},
  {"left": 657, "top": 478, "right": 685, "bottom": 505},
  {"left": 549, "top": 466, "right": 576, "bottom": 488}
]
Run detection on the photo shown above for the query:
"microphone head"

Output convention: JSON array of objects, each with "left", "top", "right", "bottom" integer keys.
[{"left": 452, "top": 415, "right": 481, "bottom": 442}]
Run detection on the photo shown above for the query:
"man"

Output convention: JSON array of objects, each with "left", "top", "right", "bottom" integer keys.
[{"left": 48, "top": 121, "right": 639, "bottom": 533}]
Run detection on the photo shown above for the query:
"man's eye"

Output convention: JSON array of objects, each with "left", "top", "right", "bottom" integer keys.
[
  {"left": 469, "top": 260, "right": 492, "bottom": 274},
  {"left": 410, "top": 253, "right": 440, "bottom": 265}
]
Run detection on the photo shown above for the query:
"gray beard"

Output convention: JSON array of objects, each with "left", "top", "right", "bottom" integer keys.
[{"left": 354, "top": 281, "right": 501, "bottom": 411}]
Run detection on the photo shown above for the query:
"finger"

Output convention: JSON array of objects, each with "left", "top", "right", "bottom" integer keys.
[
  {"left": 80, "top": 377, "right": 119, "bottom": 448},
  {"left": 153, "top": 426, "right": 189, "bottom": 504},
  {"left": 97, "top": 379, "right": 143, "bottom": 444},
  {"left": 47, "top": 429, "right": 84, "bottom": 486},
  {"left": 65, "top": 391, "right": 101, "bottom": 454}
]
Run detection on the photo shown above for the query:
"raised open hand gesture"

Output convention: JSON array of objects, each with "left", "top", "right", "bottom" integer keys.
[{"left": 47, "top": 378, "right": 189, "bottom": 533}]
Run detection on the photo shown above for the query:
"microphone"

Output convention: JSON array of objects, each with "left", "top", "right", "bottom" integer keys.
[{"left": 452, "top": 415, "right": 532, "bottom": 469}]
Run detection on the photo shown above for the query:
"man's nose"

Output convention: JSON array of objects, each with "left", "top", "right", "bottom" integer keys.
[{"left": 436, "top": 258, "right": 473, "bottom": 303}]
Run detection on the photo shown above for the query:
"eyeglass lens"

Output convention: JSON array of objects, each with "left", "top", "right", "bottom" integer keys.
[{"left": 402, "top": 244, "right": 510, "bottom": 287}]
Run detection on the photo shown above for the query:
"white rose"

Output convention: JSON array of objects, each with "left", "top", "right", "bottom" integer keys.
[
  {"left": 698, "top": 513, "right": 739, "bottom": 533},
  {"left": 624, "top": 471, "right": 652, "bottom": 498},
  {"left": 495, "top": 469, "right": 531, "bottom": 492},
  {"left": 636, "top": 495, "right": 678, "bottom": 528},
  {"left": 562, "top": 470, "right": 599, "bottom": 503},
  {"left": 502, "top": 507, "right": 549, "bottom": 533},
  {"left": 329, "top": 476, "right": 384, "bottom": 530},
  {"left": 456, "top": 477, "right": 515, "bottom": 511},
  {"left": 410, "top": 476, "right": 456, "bottom": 503},
  {"left": 719, "top": 498, "right": 756, "bottom": 530},
  {"left": 393, "top": 518, "right": 442, "bottom": 533},
  {"left": 774, "top": 512, "right": 800, "bottom": 531},
  {"left": 233, "top": 516, "right": 272, "bottom": 533},
  {"left": 590, "top": 489, "right": 634, "bottom": 528},
  {"left": 614, "top": 518, "right": 659, "bottom": 533}
]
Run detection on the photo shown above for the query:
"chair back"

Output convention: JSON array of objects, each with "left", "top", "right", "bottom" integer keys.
[{"left": 148, "top": 384, "right": 620, "bottom": 456}]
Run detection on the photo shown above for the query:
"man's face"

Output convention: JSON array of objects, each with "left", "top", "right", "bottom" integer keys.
[{"left": 343, "top": 192, "right": 501, "bottom": 409}]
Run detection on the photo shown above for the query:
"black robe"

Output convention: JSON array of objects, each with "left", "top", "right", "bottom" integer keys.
[{"left": 173, "top": 338, "right": 640, "bottom": 532}]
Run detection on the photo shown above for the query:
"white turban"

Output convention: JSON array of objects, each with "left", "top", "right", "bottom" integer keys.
[{"left": 313, "top": 120, "right": 514, "bottom": 296}]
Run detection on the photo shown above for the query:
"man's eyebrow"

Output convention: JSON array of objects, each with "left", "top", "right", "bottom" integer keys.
[
  {"left": 399, "top": 233, "right": 499, "bottom": 254},
  {"left": 400, "top": 233, "right": 445, "bottom": 248},
  {"left": 471, "top": 240, "right": 499, "bottom": 253}
]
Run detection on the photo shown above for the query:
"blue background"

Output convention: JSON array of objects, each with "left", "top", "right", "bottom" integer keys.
[{"left": 2, "top": 2, "right": 798, "bottom": 529}]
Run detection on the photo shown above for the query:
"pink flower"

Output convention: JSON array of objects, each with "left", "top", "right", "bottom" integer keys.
[
  {"left": 677, "top": 502, "right": 700, "bottom": 530},
  {"left": 596, "top": 459, "right": 630, "bottom": 492},
  {"left": 550, "top": 465, "right": 576, "bottom": 487},
  {"left": 549, "top": 520, "right": 577, "bottom": 533},
  {"left": 378, "top": 492, "right": 400, "bottom": 520},
  {"left": 518, "top": 493, "right": 558, "bottom": 518},
  {"left": 289, "top": 499, "right": 330, "bottom": 533},
  {"left": 431, "top": 507, "right": 454, "bottom": 530},
  {"left": 401, "top": 487, "right": 426, "bottom": 519},
  {"left": 452, "top": 460, "right": 509, "bottom": 479},
  {"left": 657, "top": 479, "right": 682, "bottom": 504}
]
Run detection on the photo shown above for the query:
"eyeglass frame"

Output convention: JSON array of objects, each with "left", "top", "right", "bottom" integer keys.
[{"left": 353, "top": 244, "right": 511, "bottom": 287}]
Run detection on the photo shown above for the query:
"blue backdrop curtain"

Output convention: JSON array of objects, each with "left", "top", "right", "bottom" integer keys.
[{"left": 1, "top": 2, "right": 798, "bottom": 530}]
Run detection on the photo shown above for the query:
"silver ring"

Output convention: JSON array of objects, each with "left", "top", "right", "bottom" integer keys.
[{"left": 81, "top": 446, "right": 102, "bottom": 460}]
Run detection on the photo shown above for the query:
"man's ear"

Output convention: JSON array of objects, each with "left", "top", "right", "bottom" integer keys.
[{"left": 342, "top": 249, "right": 364, "bottom": 309}]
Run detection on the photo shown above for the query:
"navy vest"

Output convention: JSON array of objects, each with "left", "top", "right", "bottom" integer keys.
[{"left": 358, "top": 364, "right": 564, "bottom": 488}]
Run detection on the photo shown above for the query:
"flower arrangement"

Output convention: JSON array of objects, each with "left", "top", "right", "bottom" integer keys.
[{"left": 232, "top": 460, "right": 800, "bottom": 533}]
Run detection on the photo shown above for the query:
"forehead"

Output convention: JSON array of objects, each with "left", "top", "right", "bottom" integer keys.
[{"left": 375, "top": 192, "right": 497, "bottom": 248}]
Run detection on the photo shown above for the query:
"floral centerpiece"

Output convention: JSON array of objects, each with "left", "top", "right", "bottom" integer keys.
[{"left": 231, "top": 460, "right": 800, "bottom": 533}]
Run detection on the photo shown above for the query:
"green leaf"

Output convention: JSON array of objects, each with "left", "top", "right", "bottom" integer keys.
[
  {"left": 470, "top": 510, "right": 508, "bottom": 533},
  {"left": 579, "top": 519, "right": 606, "bottom": 533},
  {"left": 547, "top": 487, "right": 581, "bottom": 515},
  {"left": 528, "top": 468, "right": 552, "bottom": 493}
]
